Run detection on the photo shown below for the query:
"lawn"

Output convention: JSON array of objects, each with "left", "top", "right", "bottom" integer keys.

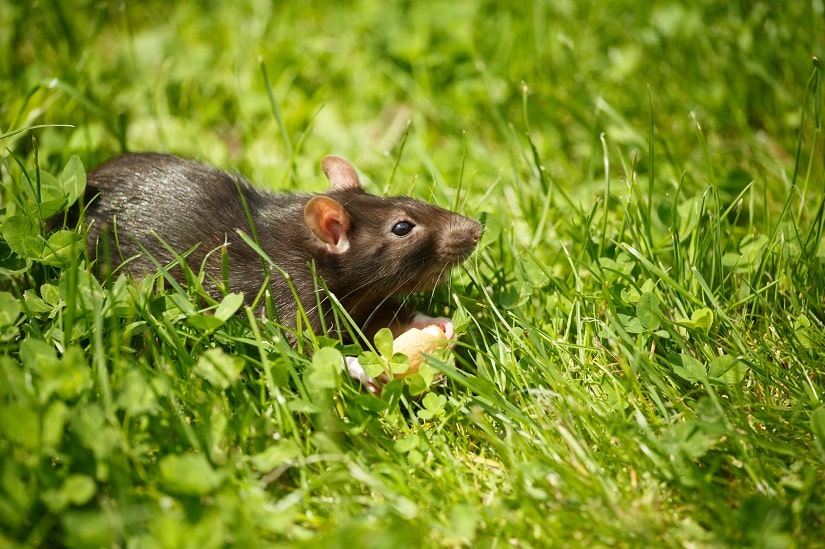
[{"left": 2, "top": 1, "right": 825, "bottom": 547}]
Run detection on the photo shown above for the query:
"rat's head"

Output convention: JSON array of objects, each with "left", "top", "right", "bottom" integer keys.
[{"left": 303, "top": 155, "right": 482, "bottom": 300}]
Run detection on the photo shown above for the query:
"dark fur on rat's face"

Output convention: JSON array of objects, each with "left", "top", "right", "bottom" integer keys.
[{"left": 317, "top": 191, "right": 482, "bottom": 302}]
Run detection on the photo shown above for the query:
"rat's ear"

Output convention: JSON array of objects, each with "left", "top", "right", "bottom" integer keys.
[
  {"left": 304, "top": 196, "right": 351, "bottom": 253},
  {"left": 322, "top": 155, "right": 363, "bottom": 192}
]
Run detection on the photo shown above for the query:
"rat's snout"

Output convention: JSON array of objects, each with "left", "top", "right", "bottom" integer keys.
[
  {"left": 459, "top": 216, "right": 483, "bottom": 244},
  {"left": 441, "top": 215, "right": 483, "bottom": 265},
  {"left": 469, "top": 218, "right": 483, "bottom": 243}
]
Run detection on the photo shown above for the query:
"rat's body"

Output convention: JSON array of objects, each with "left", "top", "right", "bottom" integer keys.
[{"left": 82, "top": 153, "right": 481, "bottom": 342}]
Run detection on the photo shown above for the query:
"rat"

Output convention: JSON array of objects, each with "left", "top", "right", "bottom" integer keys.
[{"left": 81, "top": 153, "right": 482, "bottom": 354}]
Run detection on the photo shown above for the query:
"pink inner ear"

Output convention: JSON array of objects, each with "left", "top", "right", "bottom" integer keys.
[
  {"left": 324, "top": 212, "right": 347, "bottom": 245},
  {"left": 305, "top": 196, "right": 351, "bottom": 247}
]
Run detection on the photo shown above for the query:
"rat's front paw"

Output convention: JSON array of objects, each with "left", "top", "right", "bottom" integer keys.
[
  {"left": 407, "top": 313, "right": 455, "bottom": 340},
  {"left": 345, "top": 356, "right": 383, "bottom": 394}
]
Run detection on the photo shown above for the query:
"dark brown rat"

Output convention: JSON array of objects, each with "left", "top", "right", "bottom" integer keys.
[{"left": 82, "top": 153, "right": 482, "bottom": 342}]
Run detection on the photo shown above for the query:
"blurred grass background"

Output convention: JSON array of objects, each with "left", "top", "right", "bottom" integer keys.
[
  {"left": 5, "top": 1, "right": 819, "bottom": 195},
  {"left": 3, "top": 1, "right": 825, "bottom": 547}
]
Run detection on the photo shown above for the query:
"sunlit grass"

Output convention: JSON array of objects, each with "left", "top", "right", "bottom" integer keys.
[{"left": 2, "top": 1, "right": 825, "bottom": 546}]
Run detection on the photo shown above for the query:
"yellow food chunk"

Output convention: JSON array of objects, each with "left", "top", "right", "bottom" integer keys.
[{"left": 392, "top": 325, "right": 450, "bottom": 377}]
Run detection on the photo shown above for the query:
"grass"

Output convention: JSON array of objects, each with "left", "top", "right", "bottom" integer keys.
[{"left": 2, "top": 0, "right": 825, "bottom": 547}]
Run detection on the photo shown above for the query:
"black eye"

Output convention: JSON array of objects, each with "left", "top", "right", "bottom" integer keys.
[{"left": 391, "top": 221, "right": 414, "bottom": 237}]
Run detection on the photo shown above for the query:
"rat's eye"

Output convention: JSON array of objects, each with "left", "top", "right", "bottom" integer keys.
[{"left": 391, "top": 221, "right": 414, "bottom": 237}]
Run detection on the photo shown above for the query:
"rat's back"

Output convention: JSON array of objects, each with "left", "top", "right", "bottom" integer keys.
[{"left": 84, "top": 153, "right": 278, "bottom": 277}]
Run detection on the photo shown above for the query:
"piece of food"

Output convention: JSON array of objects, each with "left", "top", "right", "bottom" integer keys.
[{"left": 392, "top": 324, "right": 451, "bottom": 378}]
